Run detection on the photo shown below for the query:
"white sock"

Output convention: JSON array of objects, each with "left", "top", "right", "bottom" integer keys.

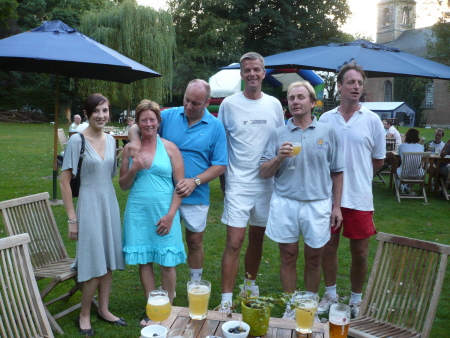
[
  {"left": 351, "top": 292, "right": 362, "bottom": 304},
  {"left": 221, "top": 293, "right": 233, "bottom": 304},
  {"left": 326, "top": 285, "right": 337, "bottom": 299},
  {"left": 244, "top": 278, "right": 256, "bottom": 287},
  {"left": 190, "top": 268, "right": 203, "bottom": 281}
]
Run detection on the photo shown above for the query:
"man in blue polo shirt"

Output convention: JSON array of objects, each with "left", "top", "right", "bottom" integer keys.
[{"left": 128, "top": 79, "right": 228, "bottom": 282}]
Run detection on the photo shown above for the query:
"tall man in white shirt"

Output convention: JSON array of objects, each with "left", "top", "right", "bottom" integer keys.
[
  {"left": 217, "top": 52, "right": 284, "bottom": 311},
  {"left": 319, "top": 62, "right": 386, "bottom": 318}
]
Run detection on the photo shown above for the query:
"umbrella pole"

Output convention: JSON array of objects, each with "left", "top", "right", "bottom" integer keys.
[{"left": 52, "top": 73, "right": 60, "bottom": 201}]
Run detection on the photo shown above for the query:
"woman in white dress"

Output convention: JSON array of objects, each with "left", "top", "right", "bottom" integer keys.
[{"left": 60, "top": 93, "right": 126, "bottom": 336}]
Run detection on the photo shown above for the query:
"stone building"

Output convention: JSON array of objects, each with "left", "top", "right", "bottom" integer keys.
[{"left": 363, "top": 0, "right": 450, "bottom": 128}]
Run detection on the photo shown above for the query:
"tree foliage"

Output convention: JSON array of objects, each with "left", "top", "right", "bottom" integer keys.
[
  {"left": 394, "top": 77, "right": 428, "bottom": 127},
  {"left": 428, "top": 19, "right": 450, "bottom": 66},
  {"left": 168, "top": 0, "right": 351, "bottom": 96},
  {"left": 78, "top": 0, "right": 176, "bottom": 108}
]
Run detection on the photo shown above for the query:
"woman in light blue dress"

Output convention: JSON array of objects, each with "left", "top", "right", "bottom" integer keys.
[
  {"left": 119, "top": 100, "right": 186, "bottom": 326},
  {"left": 61, "top": 93, "right": 126, "bottom": 336}
]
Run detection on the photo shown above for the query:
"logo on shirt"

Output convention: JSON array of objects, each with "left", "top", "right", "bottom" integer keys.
[
  {"left": 243, "top": 120, "right": 267, "bottom": 125},
  {"left": 316, "top": 138, "right": 329, "bottom": 151}
]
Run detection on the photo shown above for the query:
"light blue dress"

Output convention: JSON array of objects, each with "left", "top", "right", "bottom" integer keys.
[{"left": 123, "top": 136, "right": 186, "bottom": 266}]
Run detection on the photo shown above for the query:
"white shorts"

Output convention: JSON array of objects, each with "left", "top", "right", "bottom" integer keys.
[
  {"left": 221, "top": 187, "right": 273, "bottom": 228},
  {"left": 179, "top": 204, "right": 209, "bottom": 233},
  {"left": 265, "top": 192, "right": 331, "bottom": 248}
]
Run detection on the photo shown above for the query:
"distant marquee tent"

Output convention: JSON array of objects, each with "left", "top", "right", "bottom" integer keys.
[{"left": 362, "top": 102, "right": 415, "bottom": 127}]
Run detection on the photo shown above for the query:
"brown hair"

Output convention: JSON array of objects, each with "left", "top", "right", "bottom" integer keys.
[
  {"left": 135, "top": 100, "right": 161, "bottom": 124},
  {"left": 337, "top": 61, "right": 366, "bottom": 84},
  {"left": 404, "top": 128, "right": 420, "bottom": 144},
  {"left": 83, "top": 93, "right": 110, "bottom": 119}
]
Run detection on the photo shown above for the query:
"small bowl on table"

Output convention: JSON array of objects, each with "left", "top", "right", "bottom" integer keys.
[{"left": 221, "top": 320, "right": 250, "bottom": 338}]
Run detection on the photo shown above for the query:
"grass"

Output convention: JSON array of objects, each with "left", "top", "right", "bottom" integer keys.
[{"left": 0, "top": 122, "right": 449, "bottom": 337}]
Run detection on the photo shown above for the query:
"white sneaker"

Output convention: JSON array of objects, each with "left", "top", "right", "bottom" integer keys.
[
  {"left": 240, "top": 285, "right": 259, "bottom": 297},
  {"left": 317, "top": 293, "right": 338, "bottom": 314},
  {"left": 282, "top": 308, "right": 295, "bottom": 320},
  {"left": 215, "top": 301, "right": 232, "bottom": 313},
  {"left": 349, "top": 300, "right": 362, "bottom": 318}
]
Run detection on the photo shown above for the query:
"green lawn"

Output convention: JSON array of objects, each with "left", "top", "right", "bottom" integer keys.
[{"left": 0, "top": 122, "right": 449, "bottom": 337}]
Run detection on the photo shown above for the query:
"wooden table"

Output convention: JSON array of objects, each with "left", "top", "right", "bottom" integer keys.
[{"left": 155, "top": 306, "right": 329, "bottom": 338}]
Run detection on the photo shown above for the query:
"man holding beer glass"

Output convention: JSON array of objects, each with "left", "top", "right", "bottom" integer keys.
[{"left": 260, "top": 81, "right": 344, "bottom": 320}]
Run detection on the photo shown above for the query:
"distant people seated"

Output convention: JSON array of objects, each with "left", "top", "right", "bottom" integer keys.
[
  {"left": 69, "top": 114, "right": 82, "bottom": 132},
  {"left": 396, "top": 128, "right": 424, "bottom": 194},
  {"left": 424, "top": 128, "right": 445, "bottom": 154},
  {"left": 126, "top": 117, "right": 135, "bottom": 131},
  {"left": 77, "top": 118, "right": 89, "bottom": 132},
  {"left": 383, "top": 120, "right": 402, "bottom": 149}
]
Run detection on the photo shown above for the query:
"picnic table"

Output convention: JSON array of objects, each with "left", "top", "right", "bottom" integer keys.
[{"left": 151, "top": 306, "right": 329, "bottom": 338}]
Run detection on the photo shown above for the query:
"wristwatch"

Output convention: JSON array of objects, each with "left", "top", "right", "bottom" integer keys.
[{"left": 194, "top": 176, "right": 201, "bottom": 186}]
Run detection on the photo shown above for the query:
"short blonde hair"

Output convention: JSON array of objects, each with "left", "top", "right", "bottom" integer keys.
[{"left": 287, "top": 81, "right": 316, "bottom": 102}]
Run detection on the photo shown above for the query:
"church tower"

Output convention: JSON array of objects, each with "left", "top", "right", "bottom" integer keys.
[{"left": 376, "top": 0, "right": 416, "bottom": 44}]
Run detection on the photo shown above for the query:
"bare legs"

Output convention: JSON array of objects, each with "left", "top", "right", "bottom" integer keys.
[
  {"left": 279, "top": 242, "right": 324, "bottom": 294},
  {"left": 322, "top": 233, "right": 370, "bottom": 293},
  {"left": 139, "top": 262, "right": 176, "bottom": 326},
  {"left": 79, "top": 269, "right": 118, "bottom": 330},
  {"left": 186, "top": 229, "right": 204, "bottom": 269},
  {"left": 221, "top": 225, "right": 265, "bottom": 293}
]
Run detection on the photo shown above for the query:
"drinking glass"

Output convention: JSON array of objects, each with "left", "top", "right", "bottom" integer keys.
[
  {"left": 187, "top": 280, "right": 211, "bottom": 320},
  {"left": 329, "top": 303, "right": 351, "bottom": 338},
  {"left": 293, "top": 291, "right": 319, "bottom": 334},
  {"left": 167, "top": 328, "right": 193, "bottom": 338},
  {"left": 287, "top": 142, "right": 302, "bottom": 169},
  {"left": 146, "top": 290, "right": 172, "bottom": 324}
]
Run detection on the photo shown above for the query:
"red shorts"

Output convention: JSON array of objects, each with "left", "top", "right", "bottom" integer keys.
[{"left": 331, "top": 207, "right": 377, "bottom": 239}]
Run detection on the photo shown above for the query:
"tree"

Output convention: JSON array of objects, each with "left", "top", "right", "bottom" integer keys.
[
  {"left": 168, "top": 0, "right": 351, "bottom": 97},
  {"left": 428, "top": 19, "right": 450, "bottom": 66},
  {"left": 394, "top": 77, "right": 428, "bottom": 127},
  {"left": 78, "top": 0, "right": 176, "bottom": 110}
]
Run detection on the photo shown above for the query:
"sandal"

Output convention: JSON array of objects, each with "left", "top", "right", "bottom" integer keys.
[{"left": 139, "top": 316, "right": 151, "bottom": 328}]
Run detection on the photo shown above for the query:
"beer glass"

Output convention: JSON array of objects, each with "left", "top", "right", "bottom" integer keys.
[
  {"left": 293, "top": 291, "right": 319, "bottom": 334},
  {"left": 329, "top": 303, "right": 351, "bottom": 338},
  {"left": 187, "top": 280, "right": 211, "bottom": 320},
  {"left": 287, "top": 142, "right": 302, "bottom": 169},
  {"left": 146, "top": 290, "right": 172, "bottom": 324}
]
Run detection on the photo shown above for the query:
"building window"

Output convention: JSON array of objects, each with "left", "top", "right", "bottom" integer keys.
[
  {"left": 384, "top": 80, "right": 393, "bottom": 102},
  {"left": 402, "top": 7, "right": 409, "bottom": 24},
  {"left": 384, "top": 8, "right": 390, "bottom": 25},
  {"left": 423, "top": 82, "right": 434, "bottom": 108}
]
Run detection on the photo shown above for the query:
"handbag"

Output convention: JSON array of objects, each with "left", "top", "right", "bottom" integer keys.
[{"left": 70, "top": 133, "right": 85, "bottom": 197}]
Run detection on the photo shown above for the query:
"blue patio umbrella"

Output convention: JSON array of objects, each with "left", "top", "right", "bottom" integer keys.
[
  {"left": 0, "top": 20, "right": 161, "bottom": 200},
  {"left": 222, "top": 40, "right": 450, "bottom": 80}
]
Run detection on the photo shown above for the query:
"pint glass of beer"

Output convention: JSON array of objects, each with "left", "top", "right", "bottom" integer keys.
[
  {"left": 187, "top": 280, "right": 211, "bottom": 320},
  {"left": 329, "top": 303, "right": 351, "bottom": 338},
  {"left": 293, "top": 291, "right": 319, "bottom": 334}
]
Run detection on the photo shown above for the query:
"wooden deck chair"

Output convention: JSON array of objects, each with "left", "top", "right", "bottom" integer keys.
[
  {"left": 349, "top": 232, "right": 450, "bottom": 338},
  {"left": 0, "top": 192, "right": 97, "bottom": 334},
  {"left": 440, "top": 168, "right": 450, "bottom": 200},
  {"left": 394, "top": 152, "right": 430, "bottom": 203},
  {"left": 0, "top": 233, "right": 54, "bottom": 338},
  {"left": 57, "top": 128, "right": 68, "bottom": 150}
]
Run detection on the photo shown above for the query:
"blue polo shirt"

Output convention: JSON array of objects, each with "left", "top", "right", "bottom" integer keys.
[{"left": 159, "top": 106, "right": 228, "bottom": 205}]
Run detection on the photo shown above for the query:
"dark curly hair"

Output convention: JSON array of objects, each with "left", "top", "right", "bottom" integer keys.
[{"left": 404, "top": 128, "right": 420, "bottom": 144}]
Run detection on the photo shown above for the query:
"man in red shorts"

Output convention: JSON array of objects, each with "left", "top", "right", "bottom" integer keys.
[{"left": 318, "top": 61, "right": 385, "bottom": 318}]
